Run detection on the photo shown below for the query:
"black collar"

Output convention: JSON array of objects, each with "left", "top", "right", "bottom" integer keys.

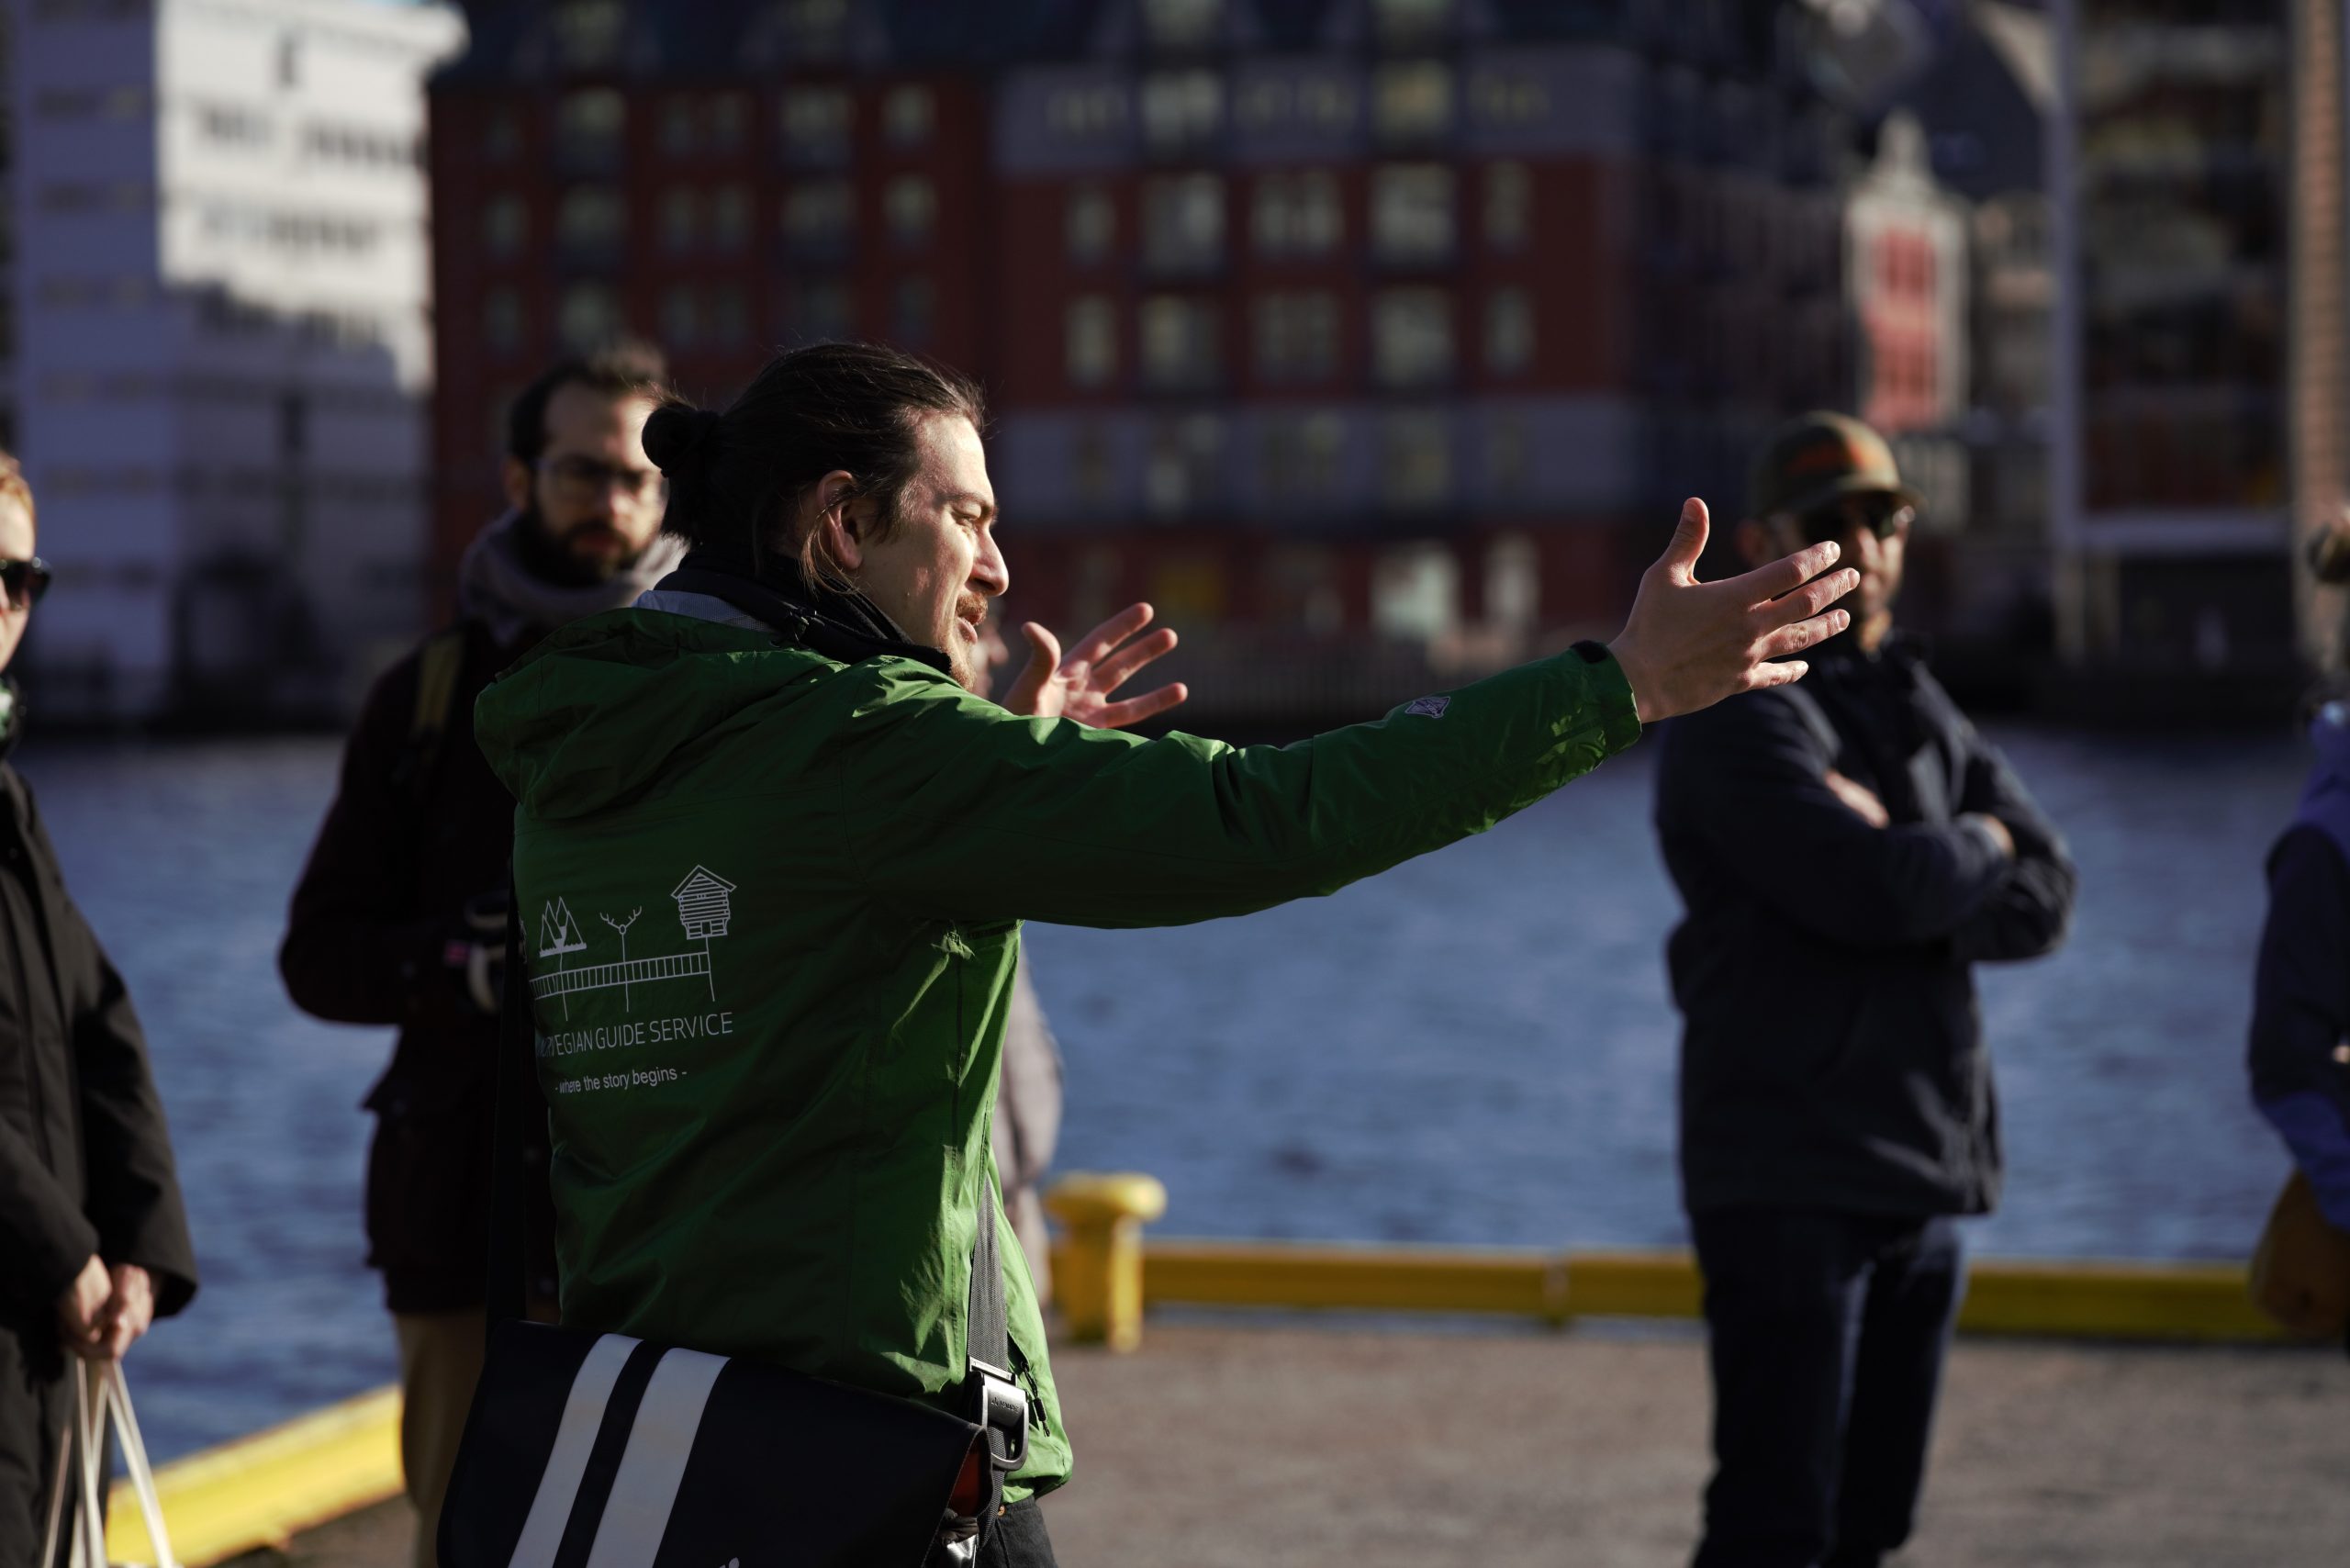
[{"left": 654, "top": 554, "right": 952, "bottom": 676}]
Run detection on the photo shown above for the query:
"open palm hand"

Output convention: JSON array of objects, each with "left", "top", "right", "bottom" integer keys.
[{"left": 1003, "top": 602, "right": 1189, "bottom": 730}]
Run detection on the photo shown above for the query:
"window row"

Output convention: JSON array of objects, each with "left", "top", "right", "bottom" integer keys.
[
  {"left": 1046, "top": 55, "right": 1546, "bottom": 155},
  {"left": 1068, "top": 162, "right": 1533, "bottom": 272},
  {"left": 1065, "top": 287, "right": 1534, "bottom": 391},
  {"left": 529, "top": 84, "right": 937, "bottom": 167},
  {"left": 494, "top": 177, "right": 939, "bottom": 260},
  {"left": 487, "top": 276, "right": 941, "bottom": 356},
  {"left": 1066, "top": 410, "right": 1529, "bottom": 522}
]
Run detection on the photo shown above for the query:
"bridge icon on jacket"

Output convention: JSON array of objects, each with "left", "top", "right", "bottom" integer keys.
[{"left": 531, "top": 866, "right": 737, "bottom": 1015}]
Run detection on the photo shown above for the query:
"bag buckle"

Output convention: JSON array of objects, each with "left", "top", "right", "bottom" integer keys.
[{"left": 965, "top": 1357, "right": 1030, "bottom": 1473}]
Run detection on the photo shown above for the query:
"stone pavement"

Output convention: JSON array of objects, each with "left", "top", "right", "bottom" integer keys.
[{"left": 257, "top": 1316, "right": 2350, "bottom": 1567}]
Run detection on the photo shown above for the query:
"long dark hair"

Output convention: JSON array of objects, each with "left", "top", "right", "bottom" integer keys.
[{"left": 641, "top": 342, "right": 987, "bottom": 587}]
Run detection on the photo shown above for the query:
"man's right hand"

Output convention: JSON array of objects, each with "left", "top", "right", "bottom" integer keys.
[
  {"left": 56, "top": 1254, "right": 109, "bottom": 1358},
  {"left": 1606, "top": 498, "right": 1860, "bottom": 723}
]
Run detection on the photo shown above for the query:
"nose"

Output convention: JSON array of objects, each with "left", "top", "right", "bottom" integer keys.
[
  {"left": 1846, "top": 524, "right": 1885, "bottom": 574},
  {"left": 972, "top": 527, "right": 1009, "bottom": 599}
]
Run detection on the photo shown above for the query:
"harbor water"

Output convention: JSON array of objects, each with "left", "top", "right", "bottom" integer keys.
[{"left": 14, "top": 723, "right": 2304, "bottom": 1461}]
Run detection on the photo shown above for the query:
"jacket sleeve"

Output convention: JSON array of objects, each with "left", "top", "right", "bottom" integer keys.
[
  {"left": 1951, "top": 728, "right": 2078, "bottom": 964},
  {"left": 279, "top": 652, "right": 465, "bottom": 1028},
  {"left": 838, "top": 647, "right": 1645, "bottom": 930},
  {"left": 0, "top": 1120, "right": 101, "bottom": 1318},
  {"left": 19, "top": 787, "right": 199, "bottom": 1316},
  {"left": 1654, "top": 692, "right": 2012, "bottom": 949},
  {"left": 2247, "top": 825, "right": 2350, "bottom": 1232}
]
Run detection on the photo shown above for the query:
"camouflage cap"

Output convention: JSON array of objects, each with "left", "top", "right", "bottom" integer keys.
[{"left": 1746, "top": 410, "right": 1920, "bottom": 521}]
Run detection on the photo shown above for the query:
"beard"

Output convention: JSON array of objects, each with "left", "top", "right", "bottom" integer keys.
[
  {"left": 515, "top": 501, "right": 645, "bottom": 589},
  {"left": 945, "top": 590, "right": 990, "bottom": 693}
]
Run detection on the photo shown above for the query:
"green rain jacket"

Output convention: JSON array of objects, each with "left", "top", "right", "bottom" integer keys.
[{"left": 472, "top": 606, "right": 1643, "bottom": 1499}]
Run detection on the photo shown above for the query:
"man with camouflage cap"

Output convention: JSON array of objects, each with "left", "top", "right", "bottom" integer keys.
[{"left": 1652, "top": 413, "right": 2078, "bottom": 1568}]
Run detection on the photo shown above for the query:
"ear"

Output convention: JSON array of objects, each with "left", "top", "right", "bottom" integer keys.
[
  {"left": 811, "top": 470, "right": 864, "bottom": 572},
  {"left": 1732, "top": 518, "right": 1778, "bottom": 572},
  {"left": 500, "top": 457, "right": 534, "bottom": 517}
]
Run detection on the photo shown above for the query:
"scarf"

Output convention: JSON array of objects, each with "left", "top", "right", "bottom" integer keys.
[{"left": 454, "top": 510, "right": 686, "bottom": 644}]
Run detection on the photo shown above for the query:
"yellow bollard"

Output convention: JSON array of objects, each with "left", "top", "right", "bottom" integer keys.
[{"left": 1044, "top": 1171, "right": 1168, "bottom": 1350}]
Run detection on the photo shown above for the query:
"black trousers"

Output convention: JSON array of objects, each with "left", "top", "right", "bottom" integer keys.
[
  {"left": 1688, "top": 1208, "right": 1964, "bottom": 1568},
  {"left": 923, "top": 1499, "right": 1058, "bottom": 1568}
]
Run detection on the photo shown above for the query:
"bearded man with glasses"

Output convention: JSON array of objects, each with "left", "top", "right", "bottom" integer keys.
[
  {"left": 1652, "top": 413, "right": 2078, "bottom": 1568},
  {"left": 279, "top": 347, "right": 683, "bottom": 1568}
]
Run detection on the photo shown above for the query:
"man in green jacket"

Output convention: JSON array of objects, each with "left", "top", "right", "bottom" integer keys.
[{"left": 472, "top": 343, "right": 1855, "bottom": 1565}]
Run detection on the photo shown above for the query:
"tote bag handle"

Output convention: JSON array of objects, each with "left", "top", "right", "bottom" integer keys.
[{"left": 38, "top": 1362, "right": 181, "bottom": 1568}]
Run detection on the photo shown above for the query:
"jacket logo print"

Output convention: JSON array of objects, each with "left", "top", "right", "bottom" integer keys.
[
  {"left": 1404, "top": 695, "right": 1450, "bottom": 719},
  {"left": 528, "top": 864, "right": 737, "bottom": 1017}
]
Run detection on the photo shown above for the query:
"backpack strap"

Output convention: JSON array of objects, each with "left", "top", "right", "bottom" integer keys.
[{"left": 390, "top": 628, "right": 471, "bottom": 800}]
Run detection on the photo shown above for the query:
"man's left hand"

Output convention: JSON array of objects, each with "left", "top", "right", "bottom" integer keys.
[{"left": 1003, "top": 603, "right": 1189, "bottom": 730}]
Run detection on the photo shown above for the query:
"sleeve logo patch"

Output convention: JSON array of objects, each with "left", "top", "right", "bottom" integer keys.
[{"left": 1404, "top": 694, "right": 1450, "bottom": 718}]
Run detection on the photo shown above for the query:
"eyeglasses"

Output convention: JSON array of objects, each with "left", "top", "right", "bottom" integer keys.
[
  {"left": 539, "top": 455, "right": 666, "bottom": 506},
  {"left": 1785, "top": 493, "right": 1916, "bottom": 548},
  {"left": 0, "top": 557, "right": 50, "bottom": 612}
]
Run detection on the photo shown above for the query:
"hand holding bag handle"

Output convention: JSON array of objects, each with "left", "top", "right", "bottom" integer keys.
[{"left": 39, "top": 1361, "right": 181, "bottom": 1568}]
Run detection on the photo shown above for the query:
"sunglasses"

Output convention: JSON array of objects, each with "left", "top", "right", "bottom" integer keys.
[
  {"left": 0, "top": 557, "right": 50, "bottom": 611},
  {"left": 1786, "top": 494, "right": 1915, "bottom": 548}
]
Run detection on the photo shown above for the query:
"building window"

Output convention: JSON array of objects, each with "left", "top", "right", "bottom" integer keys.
[
  {"left": 661, "top": 190, "right": 699, "bottom": 253},
  {"left": 485, "top": 287, "right": 522, "bottom": 353},
  {"left": 884, "top": 84, "right": 934, "bottom": 147},
  {"left": 1254, "top": 292, "right": 1339, "bottom": 382},
  {"left": 1141, "top": 0, "right": 1223, "bottom": 50},
  {"left": 1145, "top": 414, "right": 1225, "bottom": 518},
  {"left": 485, "top": 107, "right": 520, "bottom": 161},
  {"left": 1371, "top": 0, "right": 1453, "bottom": 47},
  {"left": 1488, "top": 412, "right": 1529, "bottom": 498},
  {"left": 554, "top": 0, "right": 625, "bottom": 68},
  {"left": 892, "top": 276, "right": 935, "bottom": 347},
  {"left": 1251, "top": 170, "right": 1342, "bottom": 258},
  {"left": 1261, "top": 411, "right": 1347, "bottom": 505},
  {"left": 1373, "top": 164, "right": 1454, "bottom": 264},
  {"left": 1141, "top": 70, "right": 1223, "bottom": 154},
  {"left": 1373, "top": 62, "right": 1453, "bottom": 142},
  {"left": 780, "top": 86, "right": 852, "bottom": 165},
  {"left": 885, "top": 175, "right": 935, "bottom": 249},
  {"left": 711, "top": 185, "right": 751, "bottom": 252},
  {"left": 781, "top": 0, "right": 849, "bottom": 60},
  {"left": 1142, "top": 173, "right": 1224, "bottom": 274},
  {"left": 559, "top": 283, "right": 625, "bottom": 351},
  {"left": 1485, "top": 288, "right": 1533, "bottom": 375},
  {"left": 277, "top": 36, "right": 300, "bottom": 90},
  {"left": 557, "top": 90, "right": 624, "bottom": 167},
  {"left": 1067, "top": 184, "right": 1116, "bottom": 264},
  {"left": 557, "top": 185, "right": 626, "bottom": 259},
  {"left": 661, "top": 285, "right": 700, "bottom": 349},
  {"left": 707, "top": 93, "right": 748, "bottom": 151},
  {"left": 1067, "top": 297, "right": 1118, "bottom": 387},
  {"left": 1071, "top": 424, "right": 1114, "bottom": 507},
  {"left": 1047, "top": 84, "right": 1130, "bottom": 144},
  {"left": 1373, "top": 287, "right": 1454, "bottom": 387},
  {"left": 483, "top": 194, "right": 527, "bottom": 258},
  {"left": 1139, "top": 296, "right": 1221, "bottom": 391},
  {"left": 1484, "top": 161, "right": 1530, "bottom": 250},
  {"left": 781, "top": 180, "right": 855, "bottom": 260},
  {"left": 661, "top": 95, "right": 698, "bottom": 156},
  {"left": 789, "top": 280, "right": 852, "bottom": 342},
  {"left": 711, "top": 286, "right": 748, "bottom": 345}
]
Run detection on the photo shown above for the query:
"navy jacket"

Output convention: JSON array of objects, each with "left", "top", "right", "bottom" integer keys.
[{"left": 1654, "top": 637, "right": 2076, "bottom": 1217}]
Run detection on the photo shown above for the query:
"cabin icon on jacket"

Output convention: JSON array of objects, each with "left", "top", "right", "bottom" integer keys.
[{"left": 671, "top": 866, "right": 737, "bottom": 941}]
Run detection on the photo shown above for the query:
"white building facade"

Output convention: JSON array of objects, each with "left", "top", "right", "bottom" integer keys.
[{"left": 7, "top": 0, "right": 462, "bottom": 721}]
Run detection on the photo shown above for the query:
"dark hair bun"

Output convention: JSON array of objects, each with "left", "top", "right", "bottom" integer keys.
[{"left": 643, "top": 404, "right": 723, "bottom": 479}]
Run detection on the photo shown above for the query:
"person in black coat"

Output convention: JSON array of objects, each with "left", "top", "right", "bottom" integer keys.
[
  {"left": 1653, "top": 414, "right": 2076, "bottom": 1568},
  {"left": 0, "top": 453, "right": 198, "bottom": 1566}
]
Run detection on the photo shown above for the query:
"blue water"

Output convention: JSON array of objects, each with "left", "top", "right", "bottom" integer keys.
[{"left": 13, "top": 724, "right": 2306, "bottom": 1461}]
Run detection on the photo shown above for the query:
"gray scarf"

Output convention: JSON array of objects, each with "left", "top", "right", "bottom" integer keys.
[{"left": 454, "top": 510, "right": 686, "bottom": 644}]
